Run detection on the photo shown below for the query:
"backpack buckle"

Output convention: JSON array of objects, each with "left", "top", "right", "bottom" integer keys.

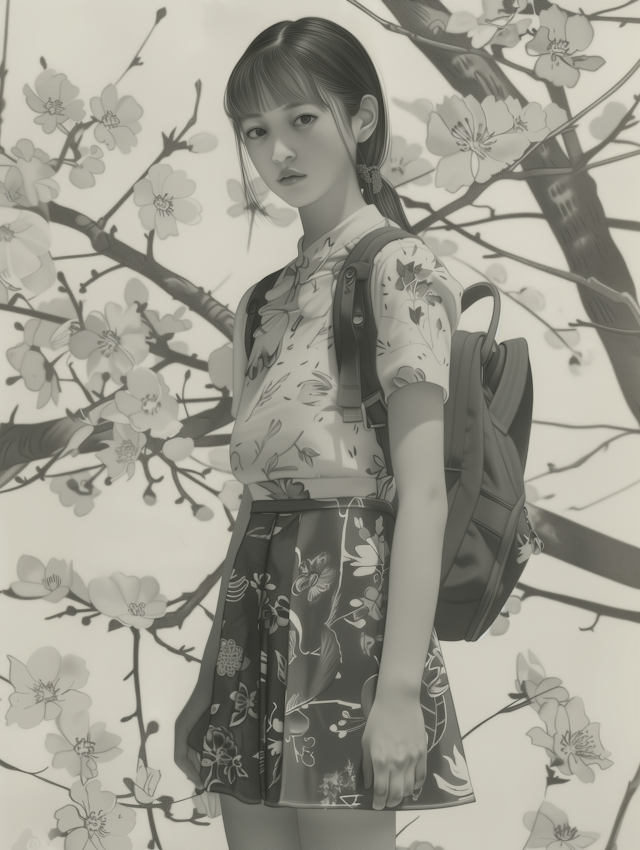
[{"left": 362, "top": 394, "right": 386, "bottom": 431}]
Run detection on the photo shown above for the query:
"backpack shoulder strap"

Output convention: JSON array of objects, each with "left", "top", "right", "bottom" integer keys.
[
  {"left": 333, "top": 225, "right": 415, "bottom": 418},
  {"left": 244, "top": 267, "right": 285, "bottom": 361}
]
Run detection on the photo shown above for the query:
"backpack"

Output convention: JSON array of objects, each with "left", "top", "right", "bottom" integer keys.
[{"left": 244, "top": 226, "right": 543, "bottom": 641}]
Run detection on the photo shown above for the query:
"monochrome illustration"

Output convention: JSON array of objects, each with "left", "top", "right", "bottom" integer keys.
[{"left": 0, "top": 2, "right": 638, "bottom": 849}]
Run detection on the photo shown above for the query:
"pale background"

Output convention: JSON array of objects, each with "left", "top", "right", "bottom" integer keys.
[{"left": 0, "top": 1, "right": 639, "bottom": 848}]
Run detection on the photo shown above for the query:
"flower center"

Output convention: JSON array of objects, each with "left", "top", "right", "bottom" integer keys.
[
  {"left": 154, "top": 193, "right": 174, "bottom": 216},
  {"left": 560, "top": 729, "right": 597, "bottom": 759},
  {"left": 308, "top": 573, "right": 319, "bottom": 587},
  {"left": 554, "top": 823, "right": 578, "bottom": 840},
  {"left": 450, "top": 118, "right": 495, "bottom": 159},
  {"left": 74, "top": 736, "right": 96, "bottom": 756},
  {"left": 0, "top": 184, "right": 21, "bottom": 204},
  {"left": 0, "top": 224, "right": 15, "bottom": 242},
  {"left": 101, "top": 110, "right": 120, "bottom": 129},
  {"left": 44, "top": 98, "right": 65, "bottom": 116},
  {"left": 140, "top": 393, "right": 160, "bottom": 415},
  {"left": 116, "top": 439, "right": 138, "bottom": 464},
  {"left": 127, "top": 602, "right": 146, "bottom": 616},
  {"left": 513, "top": 116, "right": 528, "bottom": 132},
  {"left": 84, "top": 811, "right": 108, "bottom": 836},
  {"left": 31, "top": 679, "right": 60, "bottom": 704},
  {"left": 42, "top": 574, "right": 61, "bottom": 591},
  {"left": 98, "top": 329, "right": 120, "bottom": 357},
  {"left": 549, "top": 38, "right": 570, "bottom": 56}
]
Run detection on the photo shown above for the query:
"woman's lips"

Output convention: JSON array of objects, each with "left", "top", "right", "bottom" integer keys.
[{"left": 279, "top": 174, "right": 306, "bottom": 185}]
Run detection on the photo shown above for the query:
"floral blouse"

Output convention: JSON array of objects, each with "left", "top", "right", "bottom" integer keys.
[{"left": 229, "top": 204, "right": 463, "bottom": 501}]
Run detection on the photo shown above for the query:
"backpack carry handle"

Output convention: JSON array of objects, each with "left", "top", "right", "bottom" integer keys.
[{"left": 461, "top": 282, "right": 501, "bottom": 366}]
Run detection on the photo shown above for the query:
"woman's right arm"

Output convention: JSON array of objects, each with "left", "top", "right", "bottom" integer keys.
[{"left": 174, "top": 283, "right": 256, "bottom": 786}]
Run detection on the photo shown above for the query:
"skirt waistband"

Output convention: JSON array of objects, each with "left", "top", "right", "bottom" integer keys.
[
  {"left": 250, "top": 495, "right": 396, "bottom": 519},
  {"left": 247, "top": 478, "right": 379, "bottom": 501}
]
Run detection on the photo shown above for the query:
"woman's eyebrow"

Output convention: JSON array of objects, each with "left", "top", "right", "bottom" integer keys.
[{"left": 241, "top": 102, "right": 317, "bottom": 121}]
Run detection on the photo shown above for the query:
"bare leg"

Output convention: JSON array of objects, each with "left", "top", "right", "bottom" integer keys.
[
  {"left": 220, "top": 794, "right": 302, "bottom": 850},
  {"left": 297, "top": 808, "right": 395, "bottom": 850}
]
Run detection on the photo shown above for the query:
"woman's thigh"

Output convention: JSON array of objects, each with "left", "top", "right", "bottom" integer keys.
[
  {"left": 221, "top": 794, "right": 301, "bottom": 850},
  {"left": 297, "top": 807, "right": 396, "bottom": 850}
]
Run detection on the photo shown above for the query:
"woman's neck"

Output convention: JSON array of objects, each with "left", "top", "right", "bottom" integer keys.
[{"left": 299, "top": 182, "right": 371, "bottom": 252}]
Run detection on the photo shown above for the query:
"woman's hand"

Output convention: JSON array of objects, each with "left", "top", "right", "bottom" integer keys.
[{"left": 361, "top": 689, "right": 428, "bottom": 810}]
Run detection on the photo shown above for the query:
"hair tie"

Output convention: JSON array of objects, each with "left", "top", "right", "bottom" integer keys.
[{"left": 357, "top": 163, "right": 382, "bottom": 194}]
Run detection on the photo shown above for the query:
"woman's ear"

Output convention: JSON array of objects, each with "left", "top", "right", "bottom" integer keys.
[{"left": 353, "top": 94, "right": 378, "bottom": 144}]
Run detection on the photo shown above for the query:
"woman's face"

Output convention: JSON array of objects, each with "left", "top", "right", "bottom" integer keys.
[{"left": 239, "top": 89, "right": 358, "bottom": 209}]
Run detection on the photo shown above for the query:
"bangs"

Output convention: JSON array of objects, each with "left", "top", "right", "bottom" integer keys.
[{"left": 225, "top": 46, "right": 342, "bottom": 125}]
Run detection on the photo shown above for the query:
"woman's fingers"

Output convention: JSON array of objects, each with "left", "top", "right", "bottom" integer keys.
[
  {"left": 362, "top": 742, "right": 374, "bottom": 791},
  {"left": 414, "top": 750, "right": 428, "bottom": 791},
  {"left": 372, "top": 756, "right": 391, "bottom": 810}
]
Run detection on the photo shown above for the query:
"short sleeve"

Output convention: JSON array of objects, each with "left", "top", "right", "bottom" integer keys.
[{"left": 370, "top": 237, "right": 463, "bottom": 404}]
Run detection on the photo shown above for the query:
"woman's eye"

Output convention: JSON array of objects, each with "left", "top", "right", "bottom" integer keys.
[
  {"left": 245, "top": 127, "right": 266, "bottom": 140},
  {"left": 294, "top": 114, "right": 317, "bottom": 127}
]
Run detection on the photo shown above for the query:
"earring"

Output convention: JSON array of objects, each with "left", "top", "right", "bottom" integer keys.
[{"left": 357, "top": 163, "right": 382, "bottom": 194}]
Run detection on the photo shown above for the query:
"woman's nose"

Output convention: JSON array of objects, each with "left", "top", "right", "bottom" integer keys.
[{"left": 272, "top": 137, "right": 296, "bottom": 164}]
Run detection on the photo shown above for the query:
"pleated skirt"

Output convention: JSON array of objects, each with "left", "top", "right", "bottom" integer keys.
[{"left": 190, "top": 495, "right": 476, "bottom": 810}]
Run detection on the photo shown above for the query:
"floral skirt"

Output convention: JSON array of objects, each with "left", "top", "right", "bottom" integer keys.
[{"left": 190, "top": 496, "right": 476, "bottom": 810}]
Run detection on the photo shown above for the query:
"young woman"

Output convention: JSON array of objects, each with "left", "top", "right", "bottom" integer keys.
[{"left": 175, "top": 17, "right": 475, "bottom": 850}]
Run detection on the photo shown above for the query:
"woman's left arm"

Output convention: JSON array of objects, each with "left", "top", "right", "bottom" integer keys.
[{"left": 361, "top": 378, "right": 448, "bottom": 810}]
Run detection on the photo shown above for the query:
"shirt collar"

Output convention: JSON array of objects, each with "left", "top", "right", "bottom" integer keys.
[{"left": 293, "top": 204, "right": 389, "bottom": 267}]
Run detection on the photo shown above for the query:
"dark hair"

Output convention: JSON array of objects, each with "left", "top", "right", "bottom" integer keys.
[{"left": 223, "top": 17, "right": 413, "bottom": 231}]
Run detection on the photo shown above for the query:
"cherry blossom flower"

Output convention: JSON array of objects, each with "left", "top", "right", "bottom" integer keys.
[
  {"left": 0, "top": 208, "right": 51, "bottom": 291},
  {"left": 10, "top": 828, "right": 42, "bottom": 849},
  {"left": 133, "top": 759, "right": 162, "bottom": 804},
  {"left": 134, "top": 163, "right": 202, "bottom": 239},
  {"left": 10, "top": 555, "right": 88, "bottom": 603},
  {"left": 68, "top": 302, "right": 150, "bottom": 384},
  {"left": 523, "top": 801, "right": 599, "bottom": 849},
  {"left": 526, "top": 6, "right": 605, "bottom": 88},
  {"left": 381, "top": 135, "right": 433, "bottom": 187},
  {"left": 187, "top": 132, "right": 218, "bottom": 153},
  {"left": 69, "top": 145, "right": 105, "bottom": 189},
  {"left": 219, "top": 478, "right": 243, "bottom": 511},
  {"left": 7, "top": 329, "right": 60, "bottom": 407},
  {"left": 589, "top": 102, "right": 628, "bottom": 140},
  {"left": 227, "top": 176, "right": 268, "bottom": 217},
  {"left": 515, "top": 651, "right": 569, "bottom": 710},
  {"left": 527, "top": 696, "right": 614, "bottom": 781},
  {"left": 95, "top": 423, "right": 147, "bottom": 481},
  {"left": 489, "top": 595, "right": 521, "bottom": 636},
  {"left": 88, "top": 572, "right": 168, "bottom": 629},
  {"left": 426, "top": 94, "right": 530, "bottom": 191},
  {"left": 45, "top": 710, "right": 122, "bottom": 783},
  {"left": 446, "top": 0, "right": 531, "bottom": 49},
  {"left": 6, "top": 298, "right": 73, "bottom": 407},
  {"left": 5, "top": 647, "right": 91, "bottom": 728},
  {"left": 162, "top": 436, "right": 194, "bottom": 462},
  {"left": 54, "top": 780, "right": 136, "bottom": 850},
  {"left": 9, "top": 138, "right": 59, "bottom": 204},
  {"left": 50, "top": 473, "right": 102, "bottom": 517},
  {"left": 90, "top": 84, "right": 143, "bottom": 153},
  {"left": 227, "top": 176, "right": 296, "bottom": 230},
  {"left": 207, "top": 342, "right": 233, "bottom": 391},
  {"left": 23, "top": 68, "right": 86, "bottom": 133},
  {"left": 504, "top": 96, "right": 568, "bottom": 142},
  {"left": 100, "top": 367, "right": 181, "bottom": 438}
]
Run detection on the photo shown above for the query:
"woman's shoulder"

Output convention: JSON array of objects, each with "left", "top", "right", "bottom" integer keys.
[{"left": 369, "top": 233, "right": 464, "bottom": 330}]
